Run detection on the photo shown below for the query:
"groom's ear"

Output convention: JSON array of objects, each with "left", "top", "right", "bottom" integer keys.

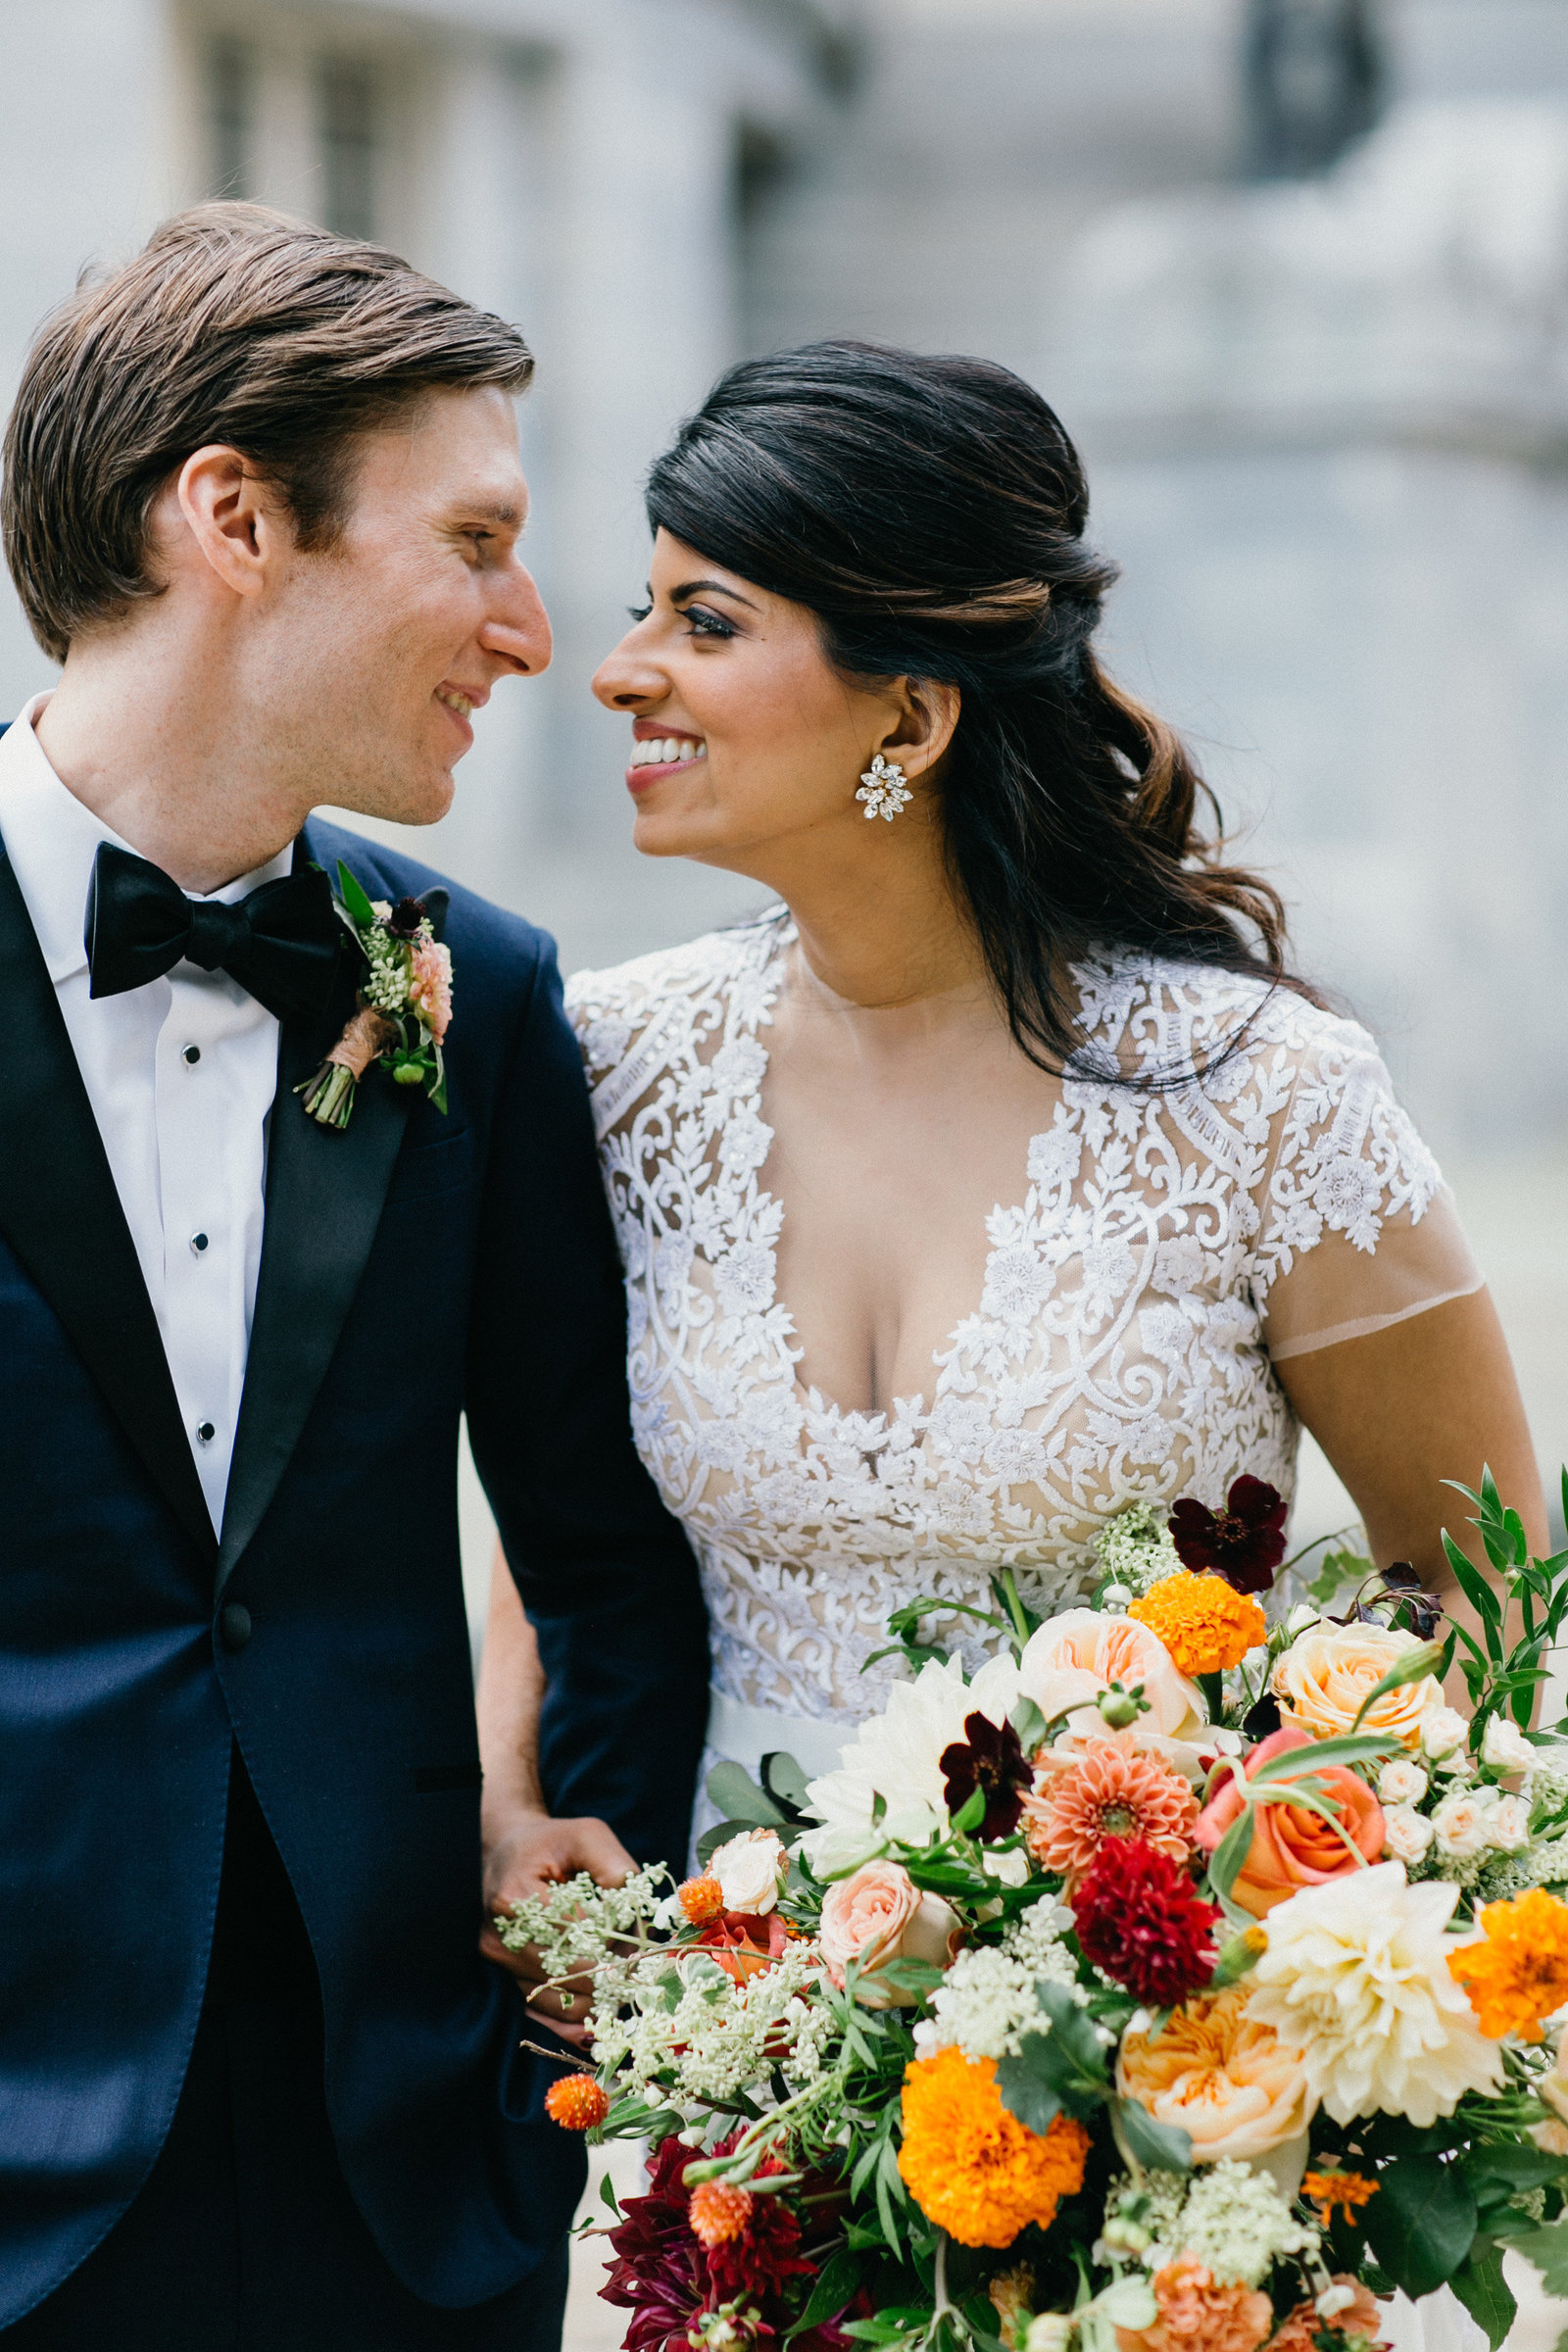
[{"left": 167, "top": 443, "right": 287, "bottom": 600}]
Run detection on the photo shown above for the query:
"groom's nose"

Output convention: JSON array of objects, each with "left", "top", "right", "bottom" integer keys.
[{"left": 480, "top": 563, "right": 553, "bottom": 678}]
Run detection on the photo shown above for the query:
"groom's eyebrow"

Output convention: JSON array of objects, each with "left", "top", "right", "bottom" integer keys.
[{"left": 670, "top": 578, "right": 760, "bottom": 612}]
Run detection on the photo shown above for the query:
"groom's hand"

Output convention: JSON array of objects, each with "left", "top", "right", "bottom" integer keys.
[{"left": 480, "top": 1807, "right": 636, "bottom": 2047}]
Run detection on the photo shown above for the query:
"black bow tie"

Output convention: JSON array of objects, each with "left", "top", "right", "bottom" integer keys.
[{"left": 84, "top": 842, "right": 343, "bottom": 1025}]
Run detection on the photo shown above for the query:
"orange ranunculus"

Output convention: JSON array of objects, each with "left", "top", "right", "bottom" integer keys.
[{"left": 1192, "top": 1727, "right": 1384, "bottom": 1919}]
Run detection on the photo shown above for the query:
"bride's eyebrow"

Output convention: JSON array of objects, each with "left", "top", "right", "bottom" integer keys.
[{"left": 670, "top": 578, "right": 760, "bottom": 612}]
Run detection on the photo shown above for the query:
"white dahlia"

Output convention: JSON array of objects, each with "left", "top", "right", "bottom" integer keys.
[
  {"left": 1247, "top": 1861, "right": 1504, "bottom": 2128},
  {"left": 799, "top": 1651, "right": 1019, "bottom": 1870}
]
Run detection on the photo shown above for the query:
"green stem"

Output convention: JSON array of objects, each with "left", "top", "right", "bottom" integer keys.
[{"left": 1198, "top": 1671, "right": 1225, "bottom": 1721}]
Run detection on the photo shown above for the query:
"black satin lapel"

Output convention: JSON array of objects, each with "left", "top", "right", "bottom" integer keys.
[
  {"left": 216, "top": 992, "right": 410, "bottom": 1593},
  {"left": 0, "top": 851, "right": 216, "bottom": 1559}
]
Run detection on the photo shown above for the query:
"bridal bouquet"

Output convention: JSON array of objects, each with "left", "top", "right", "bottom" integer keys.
[{"left": 505, "top": 1472, "right": 1568, "bottom": 2352}]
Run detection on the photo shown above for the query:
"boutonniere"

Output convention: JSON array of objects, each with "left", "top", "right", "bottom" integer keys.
[{"left": 297, "top": 862, "right": 453, "bottom": 1130}]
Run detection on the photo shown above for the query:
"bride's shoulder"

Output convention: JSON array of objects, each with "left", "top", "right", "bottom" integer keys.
[
  {"left": 564, "top": 909, "right": 787, "bottom": 1077},
  {"left": 1072, "top": 946, "right": 1382, "bottom": 1096}
]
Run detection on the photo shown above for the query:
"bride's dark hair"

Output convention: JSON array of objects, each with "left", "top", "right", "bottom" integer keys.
[{"left": 645, "top": 339, "right": 1320, "bottom": 1076}]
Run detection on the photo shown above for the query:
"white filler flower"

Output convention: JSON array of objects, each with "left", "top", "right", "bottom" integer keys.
[{"left": 1248, "top": 1861, "right": 1504, "bottom": 2127}]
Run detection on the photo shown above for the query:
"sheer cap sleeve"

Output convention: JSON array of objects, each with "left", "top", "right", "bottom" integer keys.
[{"left": 1247, "top": 1016, "right": 1483, "bottom": 1362}]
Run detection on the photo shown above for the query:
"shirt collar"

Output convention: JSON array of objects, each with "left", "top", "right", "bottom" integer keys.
[{"left": 0, "top": 693, "right": 292, "bottom": 987}]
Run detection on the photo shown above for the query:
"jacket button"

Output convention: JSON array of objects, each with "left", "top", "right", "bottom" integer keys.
[{"left": 219, "top": 1602, "right": 252, "bottom": 1653}]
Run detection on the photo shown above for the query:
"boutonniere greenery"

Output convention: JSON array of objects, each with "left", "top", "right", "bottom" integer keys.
[{"left": 297, "top": 862, "right": 453, "bottom": 1130}]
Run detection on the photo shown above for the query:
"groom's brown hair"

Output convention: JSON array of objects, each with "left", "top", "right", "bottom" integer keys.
[{"left": 2, "top": 201, "right": 534, "bottom": 664}]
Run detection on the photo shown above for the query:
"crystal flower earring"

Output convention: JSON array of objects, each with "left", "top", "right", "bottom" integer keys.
[{"left": 856, "top": 753, "right": 912, "bottom": 822}]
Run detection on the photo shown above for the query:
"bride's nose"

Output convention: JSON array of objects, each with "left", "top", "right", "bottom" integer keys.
[{"left": 592, "top": 634, "right": 668, "bottom": 712}]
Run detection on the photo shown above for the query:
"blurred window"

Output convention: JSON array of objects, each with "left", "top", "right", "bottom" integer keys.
[
  {"left": 318, "top": 55, "right": 378, "bottom": 239},
  {"left": 209, "top": 34, "right": 254, "bottom": 200}
]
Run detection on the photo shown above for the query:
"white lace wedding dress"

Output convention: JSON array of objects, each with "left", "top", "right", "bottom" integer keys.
[
  {"left": 567, "top": 907, "right": 1480, "bottom": 1773},
  {"left": 566, "top": 906, "right": 1517, "bottom": 2352}
]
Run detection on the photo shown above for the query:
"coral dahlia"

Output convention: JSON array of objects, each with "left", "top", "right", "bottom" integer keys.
[
  {"left": 1026, "top": 1736, "right": 1200, "bottom": 1883},
  {"left": 1072, "top": 1836, "right": 1220, "bottom": 2007},
  {"left": 1115, "top": 2258, "right": 1273, "bottom": 2352}
]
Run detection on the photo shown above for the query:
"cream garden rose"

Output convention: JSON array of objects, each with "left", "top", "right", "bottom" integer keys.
[
  {"left": 1271, "top": 1624, "right": 1443, "bottom": 1749},
  {"left": 1377, "top": 1758, "right": 1428, "bottom": 1806},
  {"left": 710, "top": 1827, "right": 789, "bottom": 1915},
  {"left": 1382, "top": 1805, "right": 1435, "bottom": 1864},
  {"left": 1247, "top": 1862, "right": 1504, "bottom": 2126},
  {"left": 1431, "top": 1788, "right": 1496, "bottom": 1860},
  {"left": 818, "top": 1859, "right": 957, "bottom": 2008},
  {"left": 1482, "top": 1715, "right": 1536, "bottom": 1775},
  {"left": 1117, "top": 1986, "right": 1313, "bottom": 2162}
]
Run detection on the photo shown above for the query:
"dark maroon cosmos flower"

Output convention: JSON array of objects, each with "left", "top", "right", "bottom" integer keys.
[
  {"left": 1169, "top": 1475, "right": 1288, "bottom": 1594},
  {"left": 386, "top": 895, "right": 429, "bottom": 938},
  {"left": 941, "top": 1709, "right": 1033, "bottom": 1841},
  {"left": 1071, "top": 1835, "right": 1219, "bottom": 2007}
]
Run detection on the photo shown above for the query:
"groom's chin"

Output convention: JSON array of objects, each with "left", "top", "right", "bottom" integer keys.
[{"left": 334, "top": 767, "right": 459, "bottom": 830}]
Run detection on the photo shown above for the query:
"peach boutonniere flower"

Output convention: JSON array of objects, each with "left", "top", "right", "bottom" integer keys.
[{"left": 298, "top": 862, "right": 454, "bottom": 1129}]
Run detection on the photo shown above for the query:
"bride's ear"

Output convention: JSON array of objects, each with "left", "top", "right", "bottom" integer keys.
[{"left": 876, "top": 678, "right": 960, "bottom": 780}]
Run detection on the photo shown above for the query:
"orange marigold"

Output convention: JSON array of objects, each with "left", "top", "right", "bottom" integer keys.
[
  {"left": 1448, "top": 1886, "right": 1568, "bottom": 2040},
  {"left": 544, "top": 2074, "right": 610, "bottom": 2131},
  {"left": 678, "top": 1875, "right": 726, "bottom": 1926},
  {"left": 1301, "top": 2170, "right": 1378, "bottom": 2228},
  {"left": 897, "top": 2045, "right": 1089, "bottom": 2249},
  {"left": 688, "top": 2180, "right": 754, "bottom": 2248},
  {"left": 1129, "top": 1573, "right": 1267, "bottom": 1679}
]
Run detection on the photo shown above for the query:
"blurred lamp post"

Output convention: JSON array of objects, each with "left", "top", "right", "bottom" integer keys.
[{"left": 1244, "top": 0, "right": 1385, "bottom": 179}]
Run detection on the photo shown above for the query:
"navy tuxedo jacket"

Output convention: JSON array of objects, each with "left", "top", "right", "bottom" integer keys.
[{"left": 0, "top": 809, "right": 710, "bottom": 2324}]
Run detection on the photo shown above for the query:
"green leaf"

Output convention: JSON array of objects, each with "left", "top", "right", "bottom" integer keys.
[
  {"left": 787, "top": 2248, "right": 861, "bottom": 2340},
  {"left": 1304, "top": 1545, "right": 1373, "bottom": 1608},
  {"left": 1442, "top": 1534, "right": 1503, "bottom": 1642},
  {"left": 1464, "top": 2145, "right": 1568, "bottom": 2191},
  {"left": 996, "top": 1984, "right": 1111, "bottom": 2131},
  {"left": 336, "top": 859, "right": 377, "bottom": 930},
  {"left": 1205, "top": 1805, "right": 1256, "bottom": 1901},
  {"left": 1350, "top": 1641, "right": 1449, "bottom": 1731},
  {"left": 1501, "top": 2218, "right": 1568, "bottom": 2298},
  {"left": 600, "top": 2175, "right": 621, "bottom": 2219},
  {"left": 994, "top": 2042, "right": 1063, "bottom": 2137},
  {"left": 1448, "top": 2245, "right": 1516, "bottom": 2350},
  {"left": 1010, "top": 1696, "right": 1048, "bottom": 1754},
  {"left": 1113, "top": 2094, "right": 1192, "bottom": 2173},
  {"left": 1363, "top": 2155, "right": 1478, "bottom": 2298},
  {"left": 951, "top": 1786, "right": 988, "bottom": 1836},
  {"left": 1248, "top": 1733, "right": 1394, "bottom": 1778},
  {"left": 761, "top": 1752, "right": 813, "bottom": 1814},
  {"left": 705, "top": 1762, "right": 786, "bottom": 1826}
]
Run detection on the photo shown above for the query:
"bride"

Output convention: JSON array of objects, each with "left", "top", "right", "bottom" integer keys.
[{"left": 484, "top": 336, "right": 1543, "bottom": 1860}]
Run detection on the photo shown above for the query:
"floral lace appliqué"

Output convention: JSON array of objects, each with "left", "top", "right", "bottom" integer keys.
[{"left": 566, "top": 917, "right": 1441, "bottom": 1727}]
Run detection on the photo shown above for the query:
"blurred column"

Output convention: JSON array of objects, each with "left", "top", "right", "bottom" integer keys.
[
  {"left": 0, "top": 0, "right": 185, "bottom": 713},
  {"left": 416, "top": 36, "right": 555, "bottom": 898},
  {"left": 1244, "top": 0, "right": 1386, "bottom": 178},
  {"left": 533, "top": 26, "right": 737, "bottom": 846}
]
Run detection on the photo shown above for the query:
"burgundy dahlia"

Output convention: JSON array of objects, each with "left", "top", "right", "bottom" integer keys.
[
  {"left": 601, "top": 2135, "right": 710, "bottom": 2352},
  {"left": 1168, "top": 1475, "right": 1288, "bottom": 1594},
  {"left": 1071, "top": 1835, "right": 1219, "bottom": 2007},
  {"left": 941, "top": 1709, "right": 1033, "bottom": 1841}
]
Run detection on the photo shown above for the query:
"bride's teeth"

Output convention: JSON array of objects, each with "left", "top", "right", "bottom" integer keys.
[{"left": 630, "top": 736, "right": 706, "bottom": 765}]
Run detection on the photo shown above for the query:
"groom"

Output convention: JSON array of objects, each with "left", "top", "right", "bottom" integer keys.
[{"left": 0, "top": 204, "right": 709, "bottom": 2343}]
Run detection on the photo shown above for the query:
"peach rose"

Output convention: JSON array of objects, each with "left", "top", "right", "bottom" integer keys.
[
  {"left": 1018, "top": 1611, "right": 1207, "bottom": 1750},
  {"left": 1271, "top": 1624, "right": 1442, "bottom": 1750},
  {"left": 1117, "top": 1985, "right": 1314, "bottom": 2162},
  {"left": 819, "top": 1860, "right": 957, "bottom": 2008},
  {"left": 1193, "top": 1727, "right": 1385, "bottom": 1918}
]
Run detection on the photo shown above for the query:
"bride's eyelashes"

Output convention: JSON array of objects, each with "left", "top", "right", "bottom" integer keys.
[
  {"left": 626, "top": 601, "right": 653, "bottom": 623},
  {"left": 682, "top": 604, "right": 736, "bottom": 641}
]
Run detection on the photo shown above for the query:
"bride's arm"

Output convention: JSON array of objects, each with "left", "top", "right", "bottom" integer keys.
[
  {"left": 477, "top": 1546, "right": 635, "bottom": 2040},
  {"left": 1275, "top": 1287, "right": 1547, "bottom": 1661}
]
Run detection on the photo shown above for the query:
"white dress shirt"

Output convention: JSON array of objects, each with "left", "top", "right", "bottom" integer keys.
[{"left": 0, "top": 693, "right": 288, "bottom": 1535}]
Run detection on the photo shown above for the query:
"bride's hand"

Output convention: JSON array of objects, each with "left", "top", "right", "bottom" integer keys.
[{"left": 479, "top": 1807, "right": 636, "bottom": 2046}]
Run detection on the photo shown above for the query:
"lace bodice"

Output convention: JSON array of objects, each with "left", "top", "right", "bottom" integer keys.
[{"left": 565, "top": 914, "right": 1479, "bottom": 1726}]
